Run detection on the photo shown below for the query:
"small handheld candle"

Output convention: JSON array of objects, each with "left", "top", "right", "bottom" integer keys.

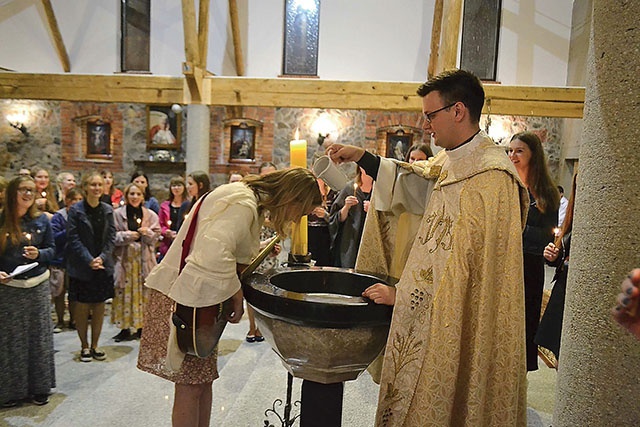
[
  {"left": 25, "top": 233, "right": 32, "bottom": 245},
  {"left": 167, "top": 220, "right": 172, "bottom": 227},
  {"left": 41, "top": 191, "right": 46, "bottom": 198},
  {"left": 552, "top": 227, "right": 562, "bottom": 247},
  {"left": 353, "top": 183, "right": 358, "bottom": 196}
]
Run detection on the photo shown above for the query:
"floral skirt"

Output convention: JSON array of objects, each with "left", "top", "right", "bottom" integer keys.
[
  {"left": 112, "top": 244, "right": 147, "bottom": 329},
  {"left": 137, "top": 288, "right": 219, "bottom": 384}
]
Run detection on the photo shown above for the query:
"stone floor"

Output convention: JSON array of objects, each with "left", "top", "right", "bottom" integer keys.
[
  {"left": 1, "top": 265, "right": 558, "bottom": 427},
  {"left": 0, "top": 307, "right": 556, "bottom": 427}
]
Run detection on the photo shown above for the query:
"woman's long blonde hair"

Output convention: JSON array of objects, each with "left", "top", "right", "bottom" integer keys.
[{"left": 244, "top": 168, "right": 322, "bottom": 236}]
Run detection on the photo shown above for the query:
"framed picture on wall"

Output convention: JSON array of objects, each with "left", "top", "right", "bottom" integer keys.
[
  {"left": 229, "top": 122, "right": 256, "bottom": 163},
  {"left": 146, "top": 105, "right": 181, "bottom": 150},
  {"left": 86, "top": 119, "right": 111, "bottom": 158},
  {"left": 385, "top": 129, "right": 413, "bottom": 161}
]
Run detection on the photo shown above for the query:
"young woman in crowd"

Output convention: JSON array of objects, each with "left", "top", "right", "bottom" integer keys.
[
  {"left": 138, "top": 168, "right": 322, "bottom": 427},
  {"left": 158, "top": 176, "right": 188, "bottom": 260},
  {"left": 0, "top": 175, "right": 56, "bottom": 407},
  {"left": 101, "top": 169, "right": 124, "bottom": 208},
  {"left": 54, "top": 171, "right": 76, "bottom": 207},
  {"left": 66, "top": 171, "right": 116, "bottom": 363},
  {"left": 509, "top": 131, "right": 560, "bottom": 371},
  {"left": 50, "top": 188, "right": 84, "bottom": 333},
  {"left": 112, "top": 183, "right": 160, "bottom": 342},
  {"left": 32, "top": 167, "right": 59, "bottom": 218},
  {"left": 328, "top": 166, "right": 373, "bottom": 268},
  {"left": 131, "top": 171, "right": 160, "bottom": 214},
  {"left": 404, "top": 142, "right": 433, "bottom": 163},
  {"left": 177, "top": 170, "right": 211, "bottom": 229}
]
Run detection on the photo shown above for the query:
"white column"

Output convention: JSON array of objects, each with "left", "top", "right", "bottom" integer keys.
[{"left": 185, "top": 104, "right": 210, "bottom": 174}]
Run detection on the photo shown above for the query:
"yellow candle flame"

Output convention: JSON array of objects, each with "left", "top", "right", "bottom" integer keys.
[
  {"left": 294, "top": 128, "right": 300, "bottom": 140},
  {"left": 167, "top": 220, "right": 172, "bottom": 226},
  {"left": 41, "top": 191, "right": 47, "bottom": 198},
  {"left": 25, "top": 233, "right": 32, "bottom": 244},
  {"left": 136, "top": 218, "right": 142, "bottom": 225},
  {"left": 353, "top": 183, "right": 358, "bottom": 196}
]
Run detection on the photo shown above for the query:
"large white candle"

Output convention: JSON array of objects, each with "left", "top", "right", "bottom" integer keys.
[{"left": 290, "top": 129, "right": 308, "bottom": 256}]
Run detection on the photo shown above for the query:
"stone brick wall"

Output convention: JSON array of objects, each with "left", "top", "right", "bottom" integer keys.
[{"left": 1, "top": 100, "right": 564, "bottom": 191}]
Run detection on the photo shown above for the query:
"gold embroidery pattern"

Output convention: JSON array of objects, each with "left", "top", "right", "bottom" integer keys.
[{"left": 417, "top": 205, "right": 453, "bottom": 253}]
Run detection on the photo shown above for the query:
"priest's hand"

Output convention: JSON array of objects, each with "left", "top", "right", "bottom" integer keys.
[
  {"left": 612, "top": 268, "right": 640, "bottom": 340},
  {"left": 363, "top": 283, "right": 396, "bottom": 306},
  {"left": 326, "top": 143, "right": 365, "bottom": 164}
]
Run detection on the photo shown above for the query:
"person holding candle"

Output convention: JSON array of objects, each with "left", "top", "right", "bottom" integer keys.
[
  {"left": 535, "top": 173, "right": 577, "bottom": 364},
  {"left": 66, "top": 171, "right": 116, "bottom": 362},
  {"left": 131, "top": 171, "right": 160, "bottom": 215},
  {"left": 328, "top": 70, "right": 529, "bottom": 426},
  {"left": 158, "top": 176, "right": 188, "bottom": 261},
  {"left": 32, "top": 167, "right": 59, "bottom": 219},
  {"left": 0, "top": 175, "right": 56, "bottom": 407},
  {"left": 508, "top": 131, "right": 560, "bottom": 372},
  {"left": 112, "top": 183, "right": 160, "bottom": 342},
  {"left": 101, "top": 169, "right": 124, "bottom": 208},
  {"left": 328, "top": 166, "right": 373, "bottom": 268},
  {"left": 137, "top": 167, "right": 322, "bottom": 427}
]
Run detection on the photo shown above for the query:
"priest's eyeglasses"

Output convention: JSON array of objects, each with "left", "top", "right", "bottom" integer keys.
[{"left": 419, "top": 102, "right": 457, "bottom": 126}]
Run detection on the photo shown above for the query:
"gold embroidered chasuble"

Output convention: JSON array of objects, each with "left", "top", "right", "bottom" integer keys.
[{"left": 357, "top": 132, "right": 529, "bottom": 427}]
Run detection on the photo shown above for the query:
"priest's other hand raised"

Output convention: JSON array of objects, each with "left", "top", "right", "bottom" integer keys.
[{"left": 326, "top": 143, "right": 365, "bottom": 164}]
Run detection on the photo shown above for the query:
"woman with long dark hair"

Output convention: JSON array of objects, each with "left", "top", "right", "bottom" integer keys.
[
  {"left": 177, "top": 170, "right": 211, "bottom": 230},
  {"left": 509, "top": 131, "right": 560, "bottom": 371},
  {"left": 131, "top": 171, "right": 160, "bottom": 214},
  {"left": 158, "top": 176, "right": 188, "bottom": 260},
  {"left": 0, "top": 176, "right": 56, "bottom": 407}
]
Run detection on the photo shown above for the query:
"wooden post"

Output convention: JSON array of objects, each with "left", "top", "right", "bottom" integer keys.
[
  {"left": 181, "top": 0, "right": 200, "bottom": 66},
  {"left": 439, "top": 0, "right": 463, "bottom": 72}
]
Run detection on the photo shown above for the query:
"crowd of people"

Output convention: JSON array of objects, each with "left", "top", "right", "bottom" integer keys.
[{"left": 1, "top": 68, "right": 637, "bottom": 426}]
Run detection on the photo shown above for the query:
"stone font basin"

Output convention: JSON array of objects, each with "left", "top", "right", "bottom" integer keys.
[{"left": 242, "top": 267, "right": 392, "bottom": 384}]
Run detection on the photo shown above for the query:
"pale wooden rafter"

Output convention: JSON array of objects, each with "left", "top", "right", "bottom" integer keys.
[
  {"left": 40, "top": 0, "right": 70, "bottom": 73},
  {"left": 228, "top": 0, "right": 245, "bottom": 77}
]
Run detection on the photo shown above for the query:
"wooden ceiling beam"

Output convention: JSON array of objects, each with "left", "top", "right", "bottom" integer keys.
[
  {"left": 40, "top": 0, "right": 70, "bottom": 73},
  {"left": 0, "top": 73, "right": 585, "bottom": 118}
]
